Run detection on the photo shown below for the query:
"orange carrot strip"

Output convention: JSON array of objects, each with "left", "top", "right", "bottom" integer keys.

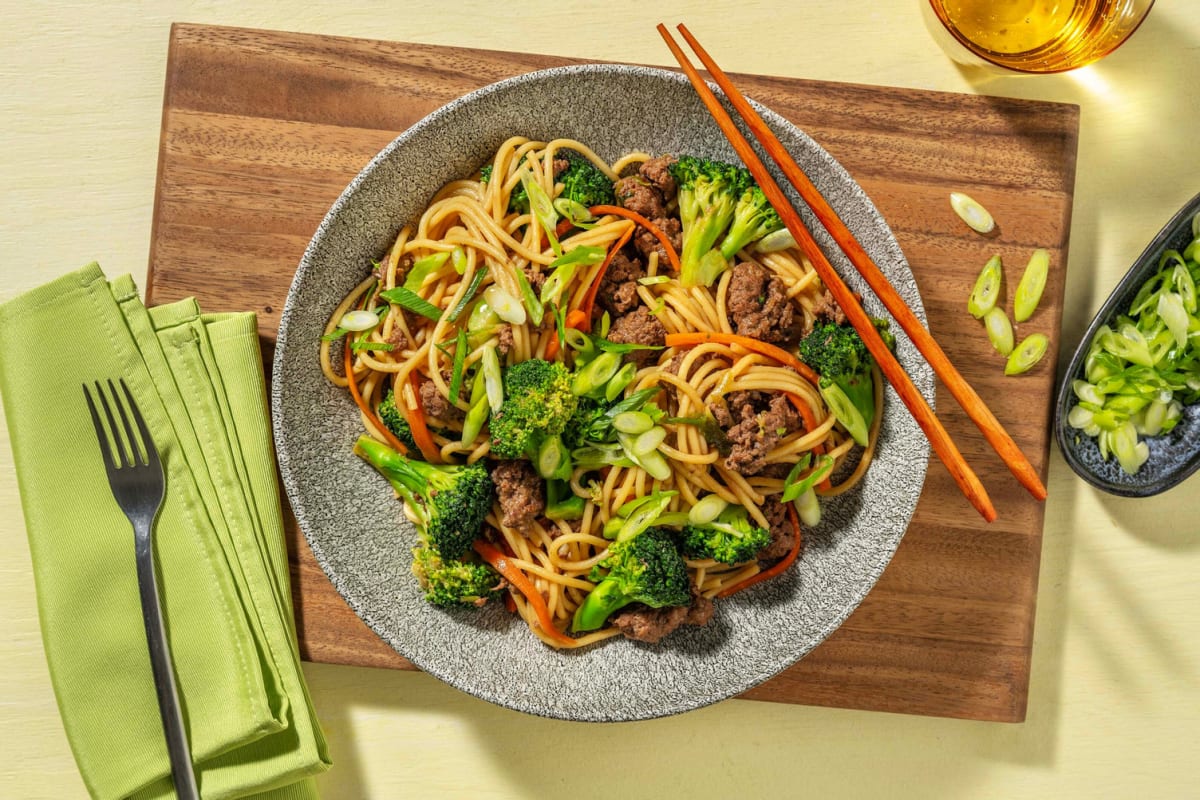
[
  {"left": 344, "top": 344, "right": 410, "bottom": 455},
  {"left": 544, "top": 335, "right": 560, "bottom": 361},
  {"left": 717, "top": 503, "right": 802, "bottom": 598},
  {"left": 473, "top": 540, "right": 575, "bottom": 645},
  {"left": 665, "top": 331, "right": 820, "bottom": 386},
  {"left": 589, "top": 204, "right": 683, "bottom": 274},
  {"left": 564, "top": 309, "right": 589, "bottom": 330},
  {"left": 579, "top": 223, "right": 635, "bottom": 322},
  {"left": 786, "top": 392, "right": 831, "bottom": 490},
  {"left": 404, "top": 372, "right": 442, "bottom": 463}
]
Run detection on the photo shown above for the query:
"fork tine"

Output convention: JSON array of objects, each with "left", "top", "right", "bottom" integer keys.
[
  {"left": 82, "top": 383, "right": 118, "bottom": 473},
  {"left": 95, "top": 380, "right": 132, "bottom": 468},
  {"left": 109, "top": 378, "right": 144, "bottom": 467},
  {"left": 118, "top": 378, "right": 159, "bottom": 470}
]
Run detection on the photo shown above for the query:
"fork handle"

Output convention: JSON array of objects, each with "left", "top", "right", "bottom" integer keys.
[{"left": 134, "top": 523, "right": 201, "bottom": 800}]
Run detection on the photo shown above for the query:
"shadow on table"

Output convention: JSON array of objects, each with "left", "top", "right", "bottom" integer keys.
[{"left": 300, "top": 446, "right": 1080, "bottom": 799}]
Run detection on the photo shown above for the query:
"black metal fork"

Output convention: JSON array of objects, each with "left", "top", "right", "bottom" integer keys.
[{"left": 83, "top": 379, "right": 200, "bottom": 800}]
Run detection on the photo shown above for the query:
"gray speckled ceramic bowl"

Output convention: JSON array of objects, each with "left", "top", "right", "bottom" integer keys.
[
  {"left": 272, "top": 64, "right": 933, "bottom": 721},
  {"left": 1055, "top": 191, "right": 1200, "bottom": 496}
]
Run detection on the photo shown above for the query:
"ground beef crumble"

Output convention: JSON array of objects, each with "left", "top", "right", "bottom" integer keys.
[
  {"left": 489, "top": 460, "right": 544, "bottom": 530},
  {"left": 596, "top": 250, "right": 646, "bottom": 317},
  {"left": 726, "top": 261, "right": 799, "bottom": 344},
  {"left": 756, "top": 496, "right": 796, "bottom": 562},
  {"left": 606, "top": 306, "right": 667, "bottom": 368},
  {"left": 709, "top": 391, "right": 803, "bottom": 476},
  {"left": 610, "top": 582, "right": 714, "bottom": 643}
]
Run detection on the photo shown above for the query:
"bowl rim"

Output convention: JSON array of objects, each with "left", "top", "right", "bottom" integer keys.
[{"left": 1054, "top": 189, "right": 1200, "bottom": 496}]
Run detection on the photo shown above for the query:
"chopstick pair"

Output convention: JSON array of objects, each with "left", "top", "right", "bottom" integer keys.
[{"left": 658, "top": 23, "right": 1048, "bottom": 522}]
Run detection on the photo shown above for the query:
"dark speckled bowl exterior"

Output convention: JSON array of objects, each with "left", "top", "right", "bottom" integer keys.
[
  {"left": 272, "top": 64, "right": 933, "bottom": 721},
  {"left": 1055, "top": 191, "right": 1200, "bottom": 497}
]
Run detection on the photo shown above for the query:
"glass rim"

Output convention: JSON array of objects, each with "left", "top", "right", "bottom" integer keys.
[{"left": 925, "top": 0, "right": 1156, "bottom": 75}]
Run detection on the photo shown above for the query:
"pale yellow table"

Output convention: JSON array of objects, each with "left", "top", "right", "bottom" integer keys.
[{"left": 3, "top": 3, "right": 1198, "bottom": 798}]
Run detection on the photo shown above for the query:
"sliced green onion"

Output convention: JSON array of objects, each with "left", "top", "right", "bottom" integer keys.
[
  {"left": 467, "top": 295, "right": 499, "bottom": 331},
  {"left": 450, "top": 247, "right": 467, "bottom": 276},
  {"left": 818, "top": 382, "right": 870, "bottom": 446},
  {"left": 378, "top": 286, "right": 443, "bottom": 321},
  {"left": 982, "top": 306, "right": 1014, "bottom": 355},
  {"left": 1072, "top": 379, "right": 1105, "bottom": 406},
  {"left": 572, "top": 351, "right": 622, "bottom": 397},
  {"left": 1103, "top": 324, "right": 1154, "bottom": 368},
  {"left": 950, "top": 192, "right": 995, "bottom": 234},
  {"left": 638, "top": 275, "right": 671, "bottom": 286},
  {"left": 519, "top": 167, "right": 561, "bottom": 256},
  {"left": 448, "top": 329, "right": 468, "bottom": 401},
  {"left": 688, "top": 494, "right": 729, "bottom": 525},
  {"left": 512, "top": 266, "right": 544, "bottom": 326},
  {"left": 339, "top": 309, "right": 382, "bottom": 332},
  {"left": 553, "top": 197, "right": 597, "bottom": 229},
  {"left": 483, "top": 285, "right": 526, "bottom": 325},
  {"left": 615, "top": 491, "right": 676, "bottom": 542},
  {"left": 794, "top": 488, "right": 821, "bottom": 528},
  {"left": 1005, "top": 333, "right": 1049, "bottom": 376},
  {"left": 1141, "top": 398, "right": 1168, "bottom": 436},
  {"left": 1067, "top": 404, "right": 1094, "bottom": 430},
  {"left": 348, "top": 340, "right": 394, "bottom": 352},
  {"left": 605, "top": 362, "right": 638, "bottom": 402},
  {"left": 631, "top": 426, "right": 667, "bottom": 457},
  {"left": 636, "top": 450, "right": 672, "bottom": 481},
  {"left": 536, "top": 435, "right": 571, "bottom": 480},
  {"left": 617, "top": 490, "right": 677, "bottom": 518},
  {"left": 968, "top": 254, "right": 1002, "bottom": 318},
  {"left": 613, "top": 411, "right": 655, "bottom": 434},
  {"left": 1157, "top": 291, "right": 1189, "bottom": 350},
  {"left": 461, "top": 372, "right": 489, "bottom": 445},
  {"left": 781, "top": 454, "right": 834, "bottom": 502},
  {"left": 1014, "top": 248, "right": 1049, "bottom": 322},
  {"left": 1109, "top": 421, "right": 1145, "bottom": 474},
  {"left": 481, "top": 344, "right": 504, "bottom": 413},
  {"left": 448, "top": 265, "right": 489, "bottom": 322},
  {"left": 404, "top": 251, "right": 452, "bottom": 290},
  {"left": 564, "top": 327, "right": 591, "bottom": 354},
  {"left": 753, "top": 227, "right": 796, "bottom": 253}
]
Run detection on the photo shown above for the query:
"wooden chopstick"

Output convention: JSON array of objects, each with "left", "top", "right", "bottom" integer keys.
[
  {"left": 671, "top": 24, "right": 1047, "bottom": 504},
  {"left": 657, "top": 23, "right": 997, "bottom": 522}
]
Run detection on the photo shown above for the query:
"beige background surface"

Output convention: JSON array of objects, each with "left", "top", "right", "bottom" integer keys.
[{"left": 2, "top": 2, "right": 1198, "bottom": 798}]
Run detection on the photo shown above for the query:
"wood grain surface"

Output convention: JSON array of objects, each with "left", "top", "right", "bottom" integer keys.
[{"left": 147, "top": 23, "right": 1078, "bottom": 722}]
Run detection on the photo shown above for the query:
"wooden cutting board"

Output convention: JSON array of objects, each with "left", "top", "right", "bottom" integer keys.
[{"left": 148, "top": 23, "right": 1078, "bottom": 722}]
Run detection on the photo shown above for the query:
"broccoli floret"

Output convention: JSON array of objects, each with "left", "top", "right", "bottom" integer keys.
[
  {"left": 680, "top": 505, "right": 771, "bottom": 565},
  {"left": 667, "top": 155, "right": 751, "bottom": 287},
  {"left": 411, "top": 546, "right": 504, "bottom": 607},
  {"left": 718, "top": 184, "right": 783, "bottom": 260},
  {"left": 489, "top": 359, "right": 578, "bottom": 459},
  {"left": 353, "top": 435, "right": 494, "bottom": 559},
  {"left": 376, "top": 389, "right": 421, "bottom": 457},
  {"left": 796, "top": 320, "right": 894, "bottom": 446},
  {"left": 557, "top": 151, "right": 616, "bottom": 208},
  {"left": 571, "top": 527, "right": 690, "bottom": 632},
  {"left": 561, "top": 396, "right": 604, "bottom": 451},
  {"left": 480, "top": 162, "right": 529, "bottom": 214}
]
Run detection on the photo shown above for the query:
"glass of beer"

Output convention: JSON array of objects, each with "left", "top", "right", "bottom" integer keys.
[{"left": 924, "top": 0, "right": 1155, "bottom": 73}]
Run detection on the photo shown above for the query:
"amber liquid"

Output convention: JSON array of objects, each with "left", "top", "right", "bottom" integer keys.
[{"left": 928, "top": 0, "right": 1153, "bottom": 72}]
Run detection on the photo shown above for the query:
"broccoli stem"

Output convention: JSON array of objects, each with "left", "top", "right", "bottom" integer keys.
[
  {"left": 353, "top": 435, "right": 429, "bottom": 495},
  {"left": 572, "top": 579, "right": 632, "bottom": 632}
]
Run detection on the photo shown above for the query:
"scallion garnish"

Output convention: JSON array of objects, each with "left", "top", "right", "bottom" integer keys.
[{"left": 378, "top": 285, "right": 443, "bottom": 321}]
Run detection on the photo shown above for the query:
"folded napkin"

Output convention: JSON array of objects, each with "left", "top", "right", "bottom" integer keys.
[{"left": 0, "top": 263, "right": 331, "bottom": 799}]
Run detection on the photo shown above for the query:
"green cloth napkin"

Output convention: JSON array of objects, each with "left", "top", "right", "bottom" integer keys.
[{"left": 0, "top": 263, "right": 331, "bottom": 799}]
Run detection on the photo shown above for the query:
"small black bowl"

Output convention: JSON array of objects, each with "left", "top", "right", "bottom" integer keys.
[{"left": 1055, "top": 191, "right": 1200, "bottom": 497}]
